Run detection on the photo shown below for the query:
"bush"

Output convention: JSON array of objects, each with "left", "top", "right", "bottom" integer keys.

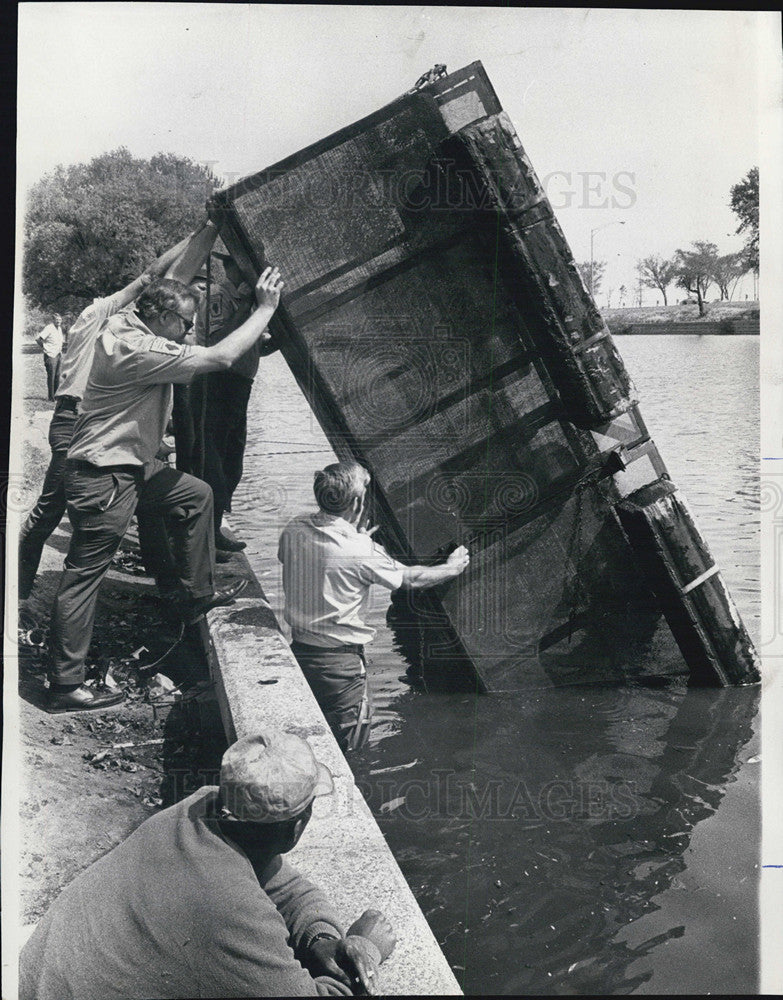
[{"left": 20, "top": 299, "right": 49, "bottom": 341}]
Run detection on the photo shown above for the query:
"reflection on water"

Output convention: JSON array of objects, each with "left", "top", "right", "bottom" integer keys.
[
  {"left": 232, "top": 335, "right": 760, "bottom": 994},
  {"left": 355, "top": 683, "right": 759, "bottom": 995}
]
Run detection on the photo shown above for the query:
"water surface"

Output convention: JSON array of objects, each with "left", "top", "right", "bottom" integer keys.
[{"left": 231, "top": 334, "right": 760, "bottom": 994}]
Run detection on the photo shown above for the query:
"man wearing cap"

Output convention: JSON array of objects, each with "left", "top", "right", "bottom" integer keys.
[
  {"left": 194, "top": 250, "right": 278, "bottom": 554},
  {"left": 278, "top": 461, "right": 470, "bottom": 751},
  {"left": 47, "top": 266, "right": 284, "bottom": 713},
  {"left": 19, "top": 236, "right": 193, "bottom": 601},
  {"left": 20, "top": 731, "right": 396, "bottom": 999}
]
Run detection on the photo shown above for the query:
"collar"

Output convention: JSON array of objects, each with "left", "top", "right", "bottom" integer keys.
[{"left": 310, "top": 511, "right": 358, "bottom": 535}]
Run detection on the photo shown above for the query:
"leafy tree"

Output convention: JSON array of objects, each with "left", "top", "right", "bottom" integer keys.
[
  {"left": 576, "top": 259, "right": 607, "bottom": 297},
  {"left": 23, "top": 148, "right": 220, "bottom": 312},
  {"left": 635, "top": 255, "right": 677, "bottom": 306},
  {"left": 674, "top": 241, "right": 718, "bottom": 317},
  {"left": 618, "top": 284, "right": 627, "bottom": 306},
  {"left": 729, "top": 166, "right": 759, "bottom": 273},
  {"left": 711, "top": 252, "right": 747, "bottom": 301}
]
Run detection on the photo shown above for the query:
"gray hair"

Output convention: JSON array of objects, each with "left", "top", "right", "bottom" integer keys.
[
  {"left": 313, "top": 461, "right": 370, "bottom": 514},
  {"left": 136, "top": 278, "right": 198, "bottom": 325}
]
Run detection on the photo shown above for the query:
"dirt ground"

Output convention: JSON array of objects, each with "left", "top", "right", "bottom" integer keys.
[{"left": 13, "top": 348, "right": 234, "bottom": 923}]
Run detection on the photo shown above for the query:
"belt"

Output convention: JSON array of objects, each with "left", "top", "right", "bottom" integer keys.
[
  {"left": 291, "top": 640, "right": 365, "bottom": 656},
  {"left": 66, "top": 458, "right": 142, "bottom": 474}
]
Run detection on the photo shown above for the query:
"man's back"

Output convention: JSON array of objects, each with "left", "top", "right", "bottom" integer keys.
[
  {"left": 56, "top": 294, "right": 127, "bottom": 402},
  {"left": 278, "top": 512, "right": 405, "bottom": 648}
]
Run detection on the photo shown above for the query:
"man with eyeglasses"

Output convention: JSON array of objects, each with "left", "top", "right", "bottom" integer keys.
[
  {"left": 19, "top": 234, "right": 194, "bottom": 601},
  {"left": 46, "top": 267, "right": 284, "bottom": 713}
]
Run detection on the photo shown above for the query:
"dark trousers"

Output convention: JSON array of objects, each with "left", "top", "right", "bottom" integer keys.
[
  {"left": 291, "top": 641, "right": 373, "bottom": 752},
  {"left": 19, "top": 400, "right": 77, "bottom": 599},
  {"left": 50, "top": 458, "right": 215, "bottom": 685},
  {"left": 172, "top": 383, "right": 197, "bottom": 475},
  {"left": 44, "top": 354, "right": 61, "bottom": 400},
  {"left": 192, "top": 372, "right": 253, "bottom": 532}
]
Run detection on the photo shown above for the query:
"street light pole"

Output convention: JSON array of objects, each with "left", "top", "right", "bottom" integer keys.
[{"left": 589, "top": 219, "right": 626, "bottom": 298}]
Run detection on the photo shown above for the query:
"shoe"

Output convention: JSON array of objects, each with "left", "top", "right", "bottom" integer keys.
[
  {"left": 46, "top": 683, "right": 126, "bottom": 714},
  {"left": 215, "top": 533, "right": 246, "bottom": 552},
  {"left": 215, "top": 550, "right": 234, "bottom": 563},
  {"left": 182, "top": 579, "right": 249, "bottom": 623}
]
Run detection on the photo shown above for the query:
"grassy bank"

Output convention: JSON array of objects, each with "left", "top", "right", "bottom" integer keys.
[{"left": 602, "top": 301, "right": 759, "bottom": 336}]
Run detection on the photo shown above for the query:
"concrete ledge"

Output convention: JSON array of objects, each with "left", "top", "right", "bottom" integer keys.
[{"left": 204, "top": 590, "right": 461, "bottom": 995}]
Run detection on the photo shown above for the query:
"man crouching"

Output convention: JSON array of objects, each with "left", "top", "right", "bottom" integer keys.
[{"left": 20, "top": 731, "right": 395, "bottom": 997}]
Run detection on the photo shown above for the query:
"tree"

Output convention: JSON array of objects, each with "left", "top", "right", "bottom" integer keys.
[
  {"left": 576, "top": 259, "right": 607, "bottom": 298},
  {"left": 673, "top": 241, "right": 718, "bottom": 317},
  {"left": 636, "top": 254, "right": 677, "bottom": 306},
  {"left": 729, "top": 166, "right": 759, "bottom": 274},
  {"left": 23, "top": 148, "right": 220, "bottom": 312},
  {"left": 618, "top": 284, "right": 627, "bottom": 306},
  {"left": 711, "top": 252, "right": 746, "bottom": 301}
]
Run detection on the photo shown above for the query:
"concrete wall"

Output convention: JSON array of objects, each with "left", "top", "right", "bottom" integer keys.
[{"left": 204, "top": 590, "right": 462, "bottom": 996}]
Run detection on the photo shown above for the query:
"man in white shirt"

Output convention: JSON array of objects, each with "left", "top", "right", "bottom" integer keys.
[
  {"left": 36, "top": 314, "right": 64, "bottom": 400},
  {"left": 278, "top": 462, "right": 469, "bottom": 751}
]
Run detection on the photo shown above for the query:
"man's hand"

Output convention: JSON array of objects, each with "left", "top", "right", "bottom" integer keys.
[
  {"left": 346, "top": 909, "right": 396, "bottom": 962},
  {"left": 254, "top": 265, "right": 284, "bottom": 310},
  {"left": 357, "top": 525, "right": 380, "bottom": 537},
  {"left": 446, "top": 544, "right": 470, "bottom": 575},
  {"left": 308, "top": 935, "right": 380, "bottom": 994}
]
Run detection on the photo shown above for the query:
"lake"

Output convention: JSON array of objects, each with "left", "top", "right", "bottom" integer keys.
[{"left": 230, "top": 334, "right": 760, "bottom": 995}]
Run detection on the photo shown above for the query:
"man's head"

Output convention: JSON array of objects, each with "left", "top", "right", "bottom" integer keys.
[
  {"left": 136, "top": 278, "right": 199, "bottom": 343},
  {"left": 217, "top": 731, "right": 334, "bottom": 855},
  {"left": 313, "top": 461, "right": 371, "bottom": 523},
  {"left": 52, "top": 313, "right": 62, "bottom": 326}
]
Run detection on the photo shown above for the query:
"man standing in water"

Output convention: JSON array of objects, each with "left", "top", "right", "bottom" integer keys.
[{"left": 278, "top": 461, "right": 470, "bottom": 751}]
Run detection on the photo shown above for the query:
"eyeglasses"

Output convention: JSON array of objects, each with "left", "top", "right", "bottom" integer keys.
[{"left": 170, "top": 310, "right": 194, "bottom": 334}]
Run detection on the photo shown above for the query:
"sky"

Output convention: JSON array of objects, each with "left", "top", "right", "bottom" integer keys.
[{"left": 17, "top": 5, "right": 774, "bottom": 303}]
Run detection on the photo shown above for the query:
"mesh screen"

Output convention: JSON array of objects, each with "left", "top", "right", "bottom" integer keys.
[
  {"left": 213, "top": 75, "right": 664, "bottom": 688},
  {"left": 231, "top": 103, "right": 447, "bottom": 293}
]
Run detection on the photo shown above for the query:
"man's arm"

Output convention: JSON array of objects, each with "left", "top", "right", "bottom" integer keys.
[
  {"left": 111, "top": 225, "right": 208, "bottom": 311},
  {"left": 265, "top": 859, "right": 390, "bottom": 995},
  {"left": 191, "top": 266, "right": 283, "bottom": 374},
  {"left": 400, "top": 545, "right": 470, "bottom": 589}
]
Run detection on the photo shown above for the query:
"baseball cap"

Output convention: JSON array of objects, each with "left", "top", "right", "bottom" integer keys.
[{"left": 219, "top": 731, "right": 334, "bottom": 823}]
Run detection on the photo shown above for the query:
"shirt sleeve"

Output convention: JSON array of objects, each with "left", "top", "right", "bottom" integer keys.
[
  {"left": 192, "top": 859, "right": 351, "bottom": 998},
  {"left": 357, "top": 539, "right": 406, "bottom": 590},
  {"left": 68, "top": 296, "right": 124, "bottom": 343},
  {"left": 262, "top": 856, "right": 344, "bottom": 952},
  {"left": 132, "top": 340, "right": 208, "bottom": 385},
  {"left": 92, "top": 292, "right": 128, "bottom": 322}
]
